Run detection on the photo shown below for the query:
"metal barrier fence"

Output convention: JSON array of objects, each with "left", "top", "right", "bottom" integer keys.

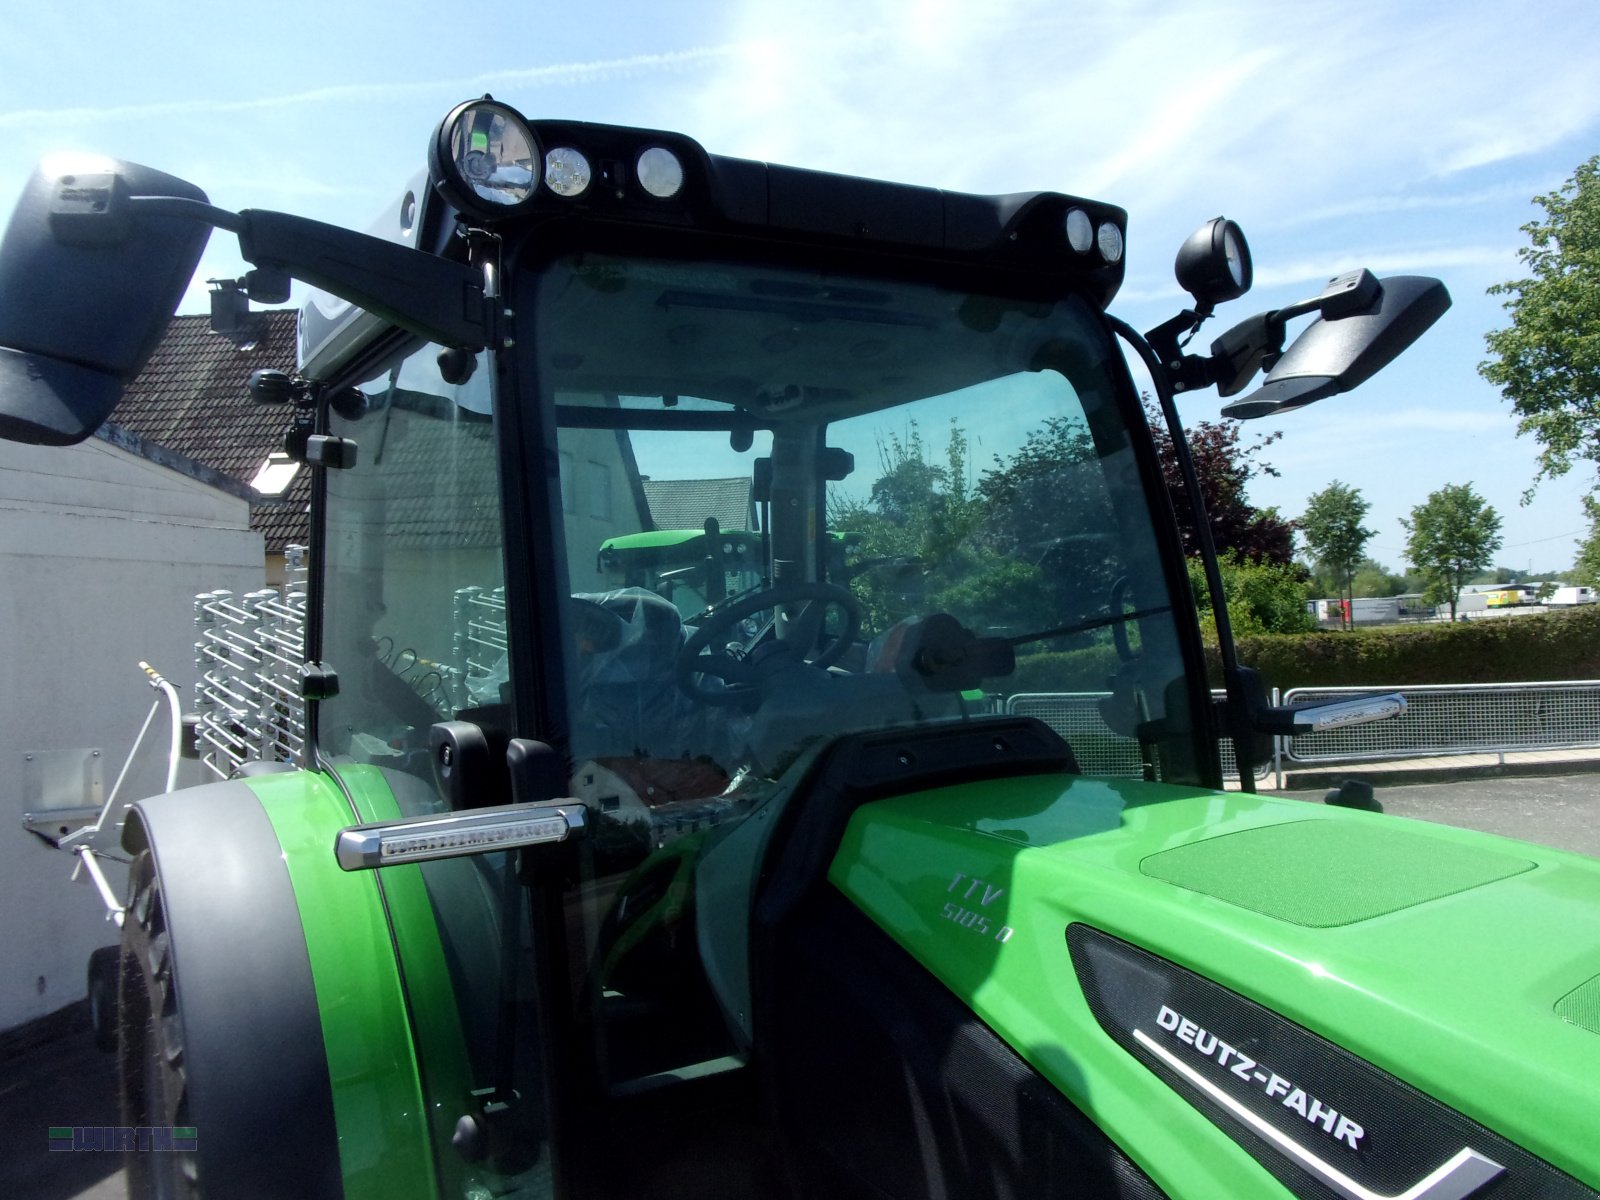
[
  {"left": 1281, "top": 681, "right": 1600, "bottom": 765},
  {"left": 1006, "top": 691, "right": 1276, "bottom": 782}
]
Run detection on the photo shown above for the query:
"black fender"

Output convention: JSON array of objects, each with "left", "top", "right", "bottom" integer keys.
[{"left": 121, "top": 780, "right": 343, "bottom": 1198}]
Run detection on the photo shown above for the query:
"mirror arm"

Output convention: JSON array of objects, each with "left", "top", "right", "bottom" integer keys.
[
  {"left": 123, "top": 194, "right": 248, "bottom": 235},
  {"left": 122, "top": 197, "right": 490, "bottom": 352},
  {"left": 240, "top": 210, "right": 488, "bottom": 352},
  {"left": 1143, "top": 309, "right": 1217, "bottom": 396},
  {"left": 1150, "top": 270, "right": 1388, "bottom": 402}
]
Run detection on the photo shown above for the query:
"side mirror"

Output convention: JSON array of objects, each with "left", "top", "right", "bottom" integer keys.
[
  {"left": 0, "top": 156, "right": 492, "bottom": 449},
  {"left": 0, "top": 159, "right": 211, "bottom": 444},
  {"left": 1220, "top": 275, "right": 1450, "bottom": 419}
]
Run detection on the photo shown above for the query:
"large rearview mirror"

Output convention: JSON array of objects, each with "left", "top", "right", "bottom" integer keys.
[
  {"left": 0, "top": 159, "right": 211, "bottom": 445},
  {"left": 1220, "top": 275, "right": 1450, "bottom": 419}
]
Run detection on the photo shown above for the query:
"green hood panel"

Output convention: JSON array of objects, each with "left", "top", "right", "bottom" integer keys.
[{"left": 828, "top": 775, "right": 1600, "bottom": 1191}]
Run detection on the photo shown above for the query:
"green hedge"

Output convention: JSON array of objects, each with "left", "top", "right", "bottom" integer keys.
[
  {"left": 1212, "top": 605, "right": 1600, "bottom": 691},
  {"left": 1009, "top": 645, "right": 1123, "bottom": 693}
]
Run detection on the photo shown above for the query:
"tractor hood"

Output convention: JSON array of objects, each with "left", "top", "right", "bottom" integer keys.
[{"left": 829, "top": 775, "right": 1600, "bottom": 1194}]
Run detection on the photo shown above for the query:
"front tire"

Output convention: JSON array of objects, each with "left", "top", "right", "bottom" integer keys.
[
  {"left": 119, "top": 848, "right": 199, "bottom": 1199},
  {"left": 87, "top": 945, "right": 118, "bottom": 1053}
]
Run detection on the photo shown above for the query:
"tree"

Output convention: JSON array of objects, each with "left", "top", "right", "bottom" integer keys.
[
  {"left": 1480, "top": 156, "right": 1600, "bottom": 492},
  {"left": 1401, "top": 484, "right": 1503, "bottom": 620},
  {"left": 1187, "top": 552, "right": 1314, "bottom": 640},
  {"left": 1305, "top": 556, "right": 1406, "bottom": 600},
  {"left": 1298, "top": 481, "right": 1376, "bottom": 629},
  {"left": 1349, "top": 558, "right": 1409, "bottom": 599},
  {"left": 1574, "top": 496, "right": 1600, "bottom": 589},
  {"left": 1144, "top": 401, "right": 1295, "bottom": 565}
]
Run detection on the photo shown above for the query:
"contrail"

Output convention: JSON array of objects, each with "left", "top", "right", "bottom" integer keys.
[{"left": 0, "top": 43, "right": 770, "bottom": 130}]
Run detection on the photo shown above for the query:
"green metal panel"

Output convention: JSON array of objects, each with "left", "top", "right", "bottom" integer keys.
[
  {"left": 829, "top": 775, "right": 1600, "bottom": 1194},
  {"left": 245, "top": 768, "right": 439, "bottom": 1198},
  {"left": 333, "top": 765, "right": 488, "bottom": 1200},
  {"left": 249, "top": 768, "right": 502, "bottom": 1200},
  {"left": 600, "top": 529, "right": 709, "bottom": 551}
]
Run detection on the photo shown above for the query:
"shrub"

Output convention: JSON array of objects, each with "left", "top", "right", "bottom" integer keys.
[{"left": 1211, "top": 605, "right": 1600, "bottom": 690}]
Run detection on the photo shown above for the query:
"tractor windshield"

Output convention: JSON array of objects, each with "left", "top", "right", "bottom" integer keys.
[{"left": 538, "top": 252, "right": 1205, "bottom": 797}]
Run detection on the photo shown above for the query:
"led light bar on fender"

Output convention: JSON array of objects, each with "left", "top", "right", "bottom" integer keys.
[{"left": 335, "top": 801, "right": 586, "bottom": 871}]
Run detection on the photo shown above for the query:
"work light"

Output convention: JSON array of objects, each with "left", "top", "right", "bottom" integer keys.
[
  {"left": 1096, "top": 220, "right": 1124, "bottom": 265},
  {"left": 1065, "top": 208, "right": 1093, "bottom": 254},
  {"left": 544, "top": 147, "right": 593, "bottom": 198},
  {"left": 637, "top": 147, "right": 686, "bottom": 199},
  {"left": 430, "top": 98, "right": 541, "bottom": 217},
  {"left": 335, "top": 801, "right": 586, "bottom": 870},
  {"left": 1175, "top": 216, "right": 1252, "bottom": 308}
]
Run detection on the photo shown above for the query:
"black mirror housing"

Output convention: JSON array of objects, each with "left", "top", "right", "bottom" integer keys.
[
  {"left": 0, "top": 159, "right": 211, "bottom": 445},
  {"left": 1221, "top": 275, "right": 1450, "bottom": 419}
]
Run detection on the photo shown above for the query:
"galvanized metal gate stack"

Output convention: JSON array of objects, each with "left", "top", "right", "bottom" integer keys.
[
  {"left": 191, "top": 546, "right": 311, "bottom": 777},
  {"left": 189, "top": 563, "right": 513, "bottom": 774}
]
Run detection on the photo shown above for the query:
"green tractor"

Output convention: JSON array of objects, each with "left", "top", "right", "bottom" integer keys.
[
  {"left": 596, "top": 527, "right": 764, "bottom": 620},
  {"left": 3, "top": 98, "right": 1597, "bottom": 1200}
]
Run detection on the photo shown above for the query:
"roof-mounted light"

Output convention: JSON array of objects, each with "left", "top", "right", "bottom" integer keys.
[
  {"left": 1065, "top": 208, "right": 1094, "bottom": 254},
  {"left": 1176, "top": 216, "right": 1251, "bottom": 311},
  {"left": 335, "top": 801, "right": 586, "bottom": 870},
  {"left": 1096, "top": 220, "right": 1124, "bottom": 265},
  {"left": 430, "top": 98, "right": 540, "bottom": 218},
  {"left": 544, "top": 147, "right": 592, "bottom": 198},
  {"left": 637, "top": 147, "right": 685, "bottom": 199}
]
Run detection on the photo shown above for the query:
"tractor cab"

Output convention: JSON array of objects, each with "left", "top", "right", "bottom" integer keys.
[
  {"left": 301, "top": 192, "right": 1218, "bottom": 1193},
  {"left": 9, "top": 99, "right": 1577, "bottom": 1200}
]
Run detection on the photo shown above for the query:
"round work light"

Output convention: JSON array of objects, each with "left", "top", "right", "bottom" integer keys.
[
  {"left": 637, "top": 147, "right": 685, "bottom": 199},
  {"left": 1175, "top": 217, "right": 1252, "bottom": 309},
  {"left": 430, "top": 99, "right": 540, "bottom": 218},
  {"left": 1096, "top": 220, "right": 1124, "bottom": 265},
  {"left": 544, "top": 147, "right": 593, "bottom": 198},
  {"left": 1065, "top": 208, "right": 1094, "bottom": 254}
]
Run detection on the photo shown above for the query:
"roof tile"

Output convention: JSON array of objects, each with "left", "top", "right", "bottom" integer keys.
[{"left": 114, "top": 311, "right": 309, "bottom": 552}]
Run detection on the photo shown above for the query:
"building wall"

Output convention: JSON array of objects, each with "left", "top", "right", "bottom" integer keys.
[{"left": 0, "top": 437, "right": 264, "bottom": 1030}]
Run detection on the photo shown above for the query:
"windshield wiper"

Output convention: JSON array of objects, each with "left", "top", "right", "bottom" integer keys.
[{"left": 1008, "top": 604, "right": 1173, "bottom": 649}]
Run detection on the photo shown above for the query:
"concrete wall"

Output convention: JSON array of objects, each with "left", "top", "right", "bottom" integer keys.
[{"left": 0, "top": 437, "right": 264, "bottom": 1030}]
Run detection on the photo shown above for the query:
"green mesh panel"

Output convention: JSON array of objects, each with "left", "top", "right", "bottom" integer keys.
[
  {"left": 1555, "top": 974, "right": 1600, "bottom": 1036},
  {"left": 1140, "top": 820, "right": 1534, "bottom": 927}
]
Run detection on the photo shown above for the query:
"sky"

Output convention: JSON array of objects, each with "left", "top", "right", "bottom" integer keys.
[{"left": 2, "top": 0, "right": 1598, "bottom": 576}]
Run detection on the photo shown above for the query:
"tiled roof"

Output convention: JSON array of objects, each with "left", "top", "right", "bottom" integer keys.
[
  {"left": 642, "top": 477, "right": 753, "bottom": 532},
  {"left": 112, "top": 311, "right": 308, "bottom": 553}
]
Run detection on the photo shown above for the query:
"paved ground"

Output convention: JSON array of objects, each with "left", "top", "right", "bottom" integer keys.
[
  {"left": 1273, "top": 769, "right": 1600, "bottom": 859},
  {"left": 1273, "top": 745, "right": 1600, "bottom": 791},
  {"left": 5, "top": 759, "right": 1596, "bottom": 1200},
  {"left": 0, "top": 1004, "right": 123, "bottom": 1200}
]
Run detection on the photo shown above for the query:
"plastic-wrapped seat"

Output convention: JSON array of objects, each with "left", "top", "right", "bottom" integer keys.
[{"left": 572, "top": 587, "right": 723, "bottom": 762}]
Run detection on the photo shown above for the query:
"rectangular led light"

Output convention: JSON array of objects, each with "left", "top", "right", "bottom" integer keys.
[
  {"left": 1298, "top": 692, "right": 1406, "bottom": 734},
  {"left": 335, "top": 801, "right": 586, "bottom": 871}
]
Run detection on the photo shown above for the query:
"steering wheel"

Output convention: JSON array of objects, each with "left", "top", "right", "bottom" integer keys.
[{"left": 675, "top": 582, "right": 863, "bottom": 705}]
